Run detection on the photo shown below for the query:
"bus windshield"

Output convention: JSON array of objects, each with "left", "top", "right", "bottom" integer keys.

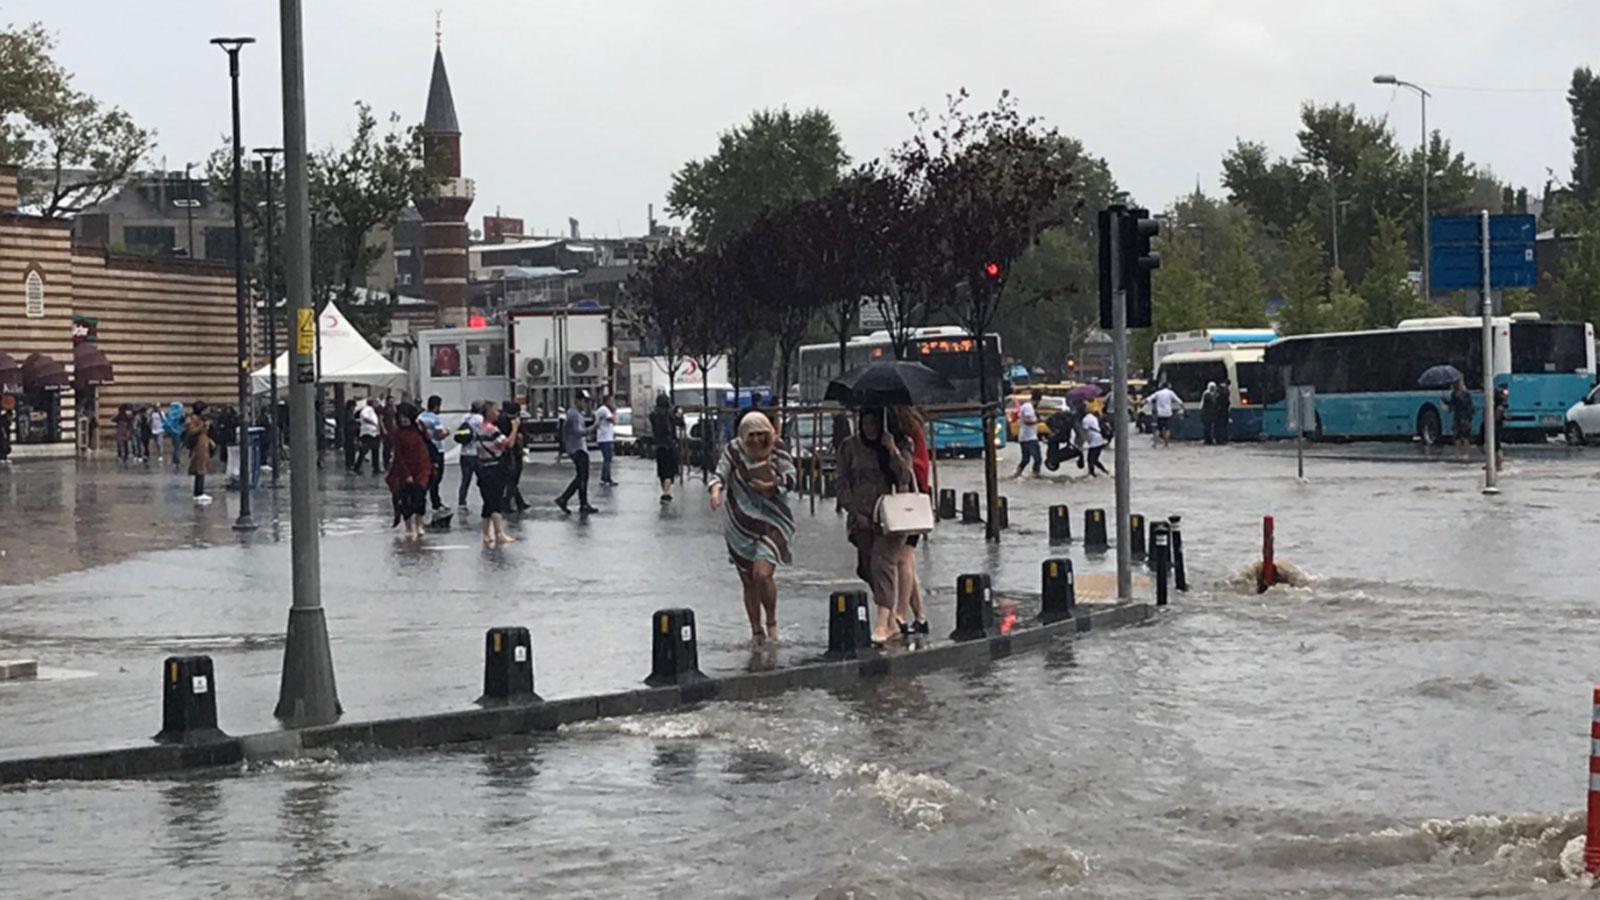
[{"left": 1511, "top": 322, "right": 1590, "bottom": 374}]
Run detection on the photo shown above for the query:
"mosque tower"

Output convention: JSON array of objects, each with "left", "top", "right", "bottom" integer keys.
[{"left": 415, "top": 25, "right": 473, "bottom": 327}]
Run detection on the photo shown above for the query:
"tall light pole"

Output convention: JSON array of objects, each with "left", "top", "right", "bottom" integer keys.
[
  {"left": 274, "top": 0, "right": 340, "bottom": 726},
  {"left": 255, "top": 147, "right": 283, "bottom": 489},
  {"left": 212, "top": 36, "right": 257, "bottom": 532},
  {"left": 1293, "top": 155, "right": 1340, "bottom": 271},
  {"left": 1373, "top": 74, "right": 1432, "bottom": 299}
]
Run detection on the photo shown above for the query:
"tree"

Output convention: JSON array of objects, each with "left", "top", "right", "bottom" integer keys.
[
  {"left": 0, "top": 22, "right": 152, "bottom": 217},
  {"left": 1548, "top": 200, "right": 1600, "bottom": 326},
  {"left": 1359, "top": 213, "right": 1427, "bottom": 326},
  {"left": 624, "top": 243, "right": 698, "bottom": 418},
  {"left": 1135, "top": 228, "right": 1211, "bottom": 368},
  {"left": 1210, "top": 226, "right": 1268, "bottom": 327},
  {"left": 1325, "top": 267, "right": 1368, "bottom": 332},
  {"left": 724, "top": 206, "right": 827, "bottom": 407},
  {"left": 1569, "top": 67, "right": 1600, "bottom": 203},
  {"left": 666, "top": 108, "right": 848, "bottom": 245},
  {"left": 1278, "top": 220, "right": 1328, "bottom": 335}
]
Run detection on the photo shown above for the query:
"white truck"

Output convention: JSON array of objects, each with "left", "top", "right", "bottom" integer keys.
[
  {"left": 509, "top": 308, "right": 615, "bottom": 452},
  {"left": 629, "top": 355, "right": 731, "bottom": 441}
]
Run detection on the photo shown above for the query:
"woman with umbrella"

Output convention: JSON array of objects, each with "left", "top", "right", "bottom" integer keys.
[
  {"left": 1420, "top": 365, "right": 1472, "bottom": 457},
  {"left": 709, "top": 411, "right": 797, "bottom": 647},
  {"left": 836, "top": 406, "right": 916, "bottom": 645}
]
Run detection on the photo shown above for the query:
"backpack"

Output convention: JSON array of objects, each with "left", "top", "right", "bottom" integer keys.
[{"left": 453, "top": 425, "right": 473, "bottom": 446}]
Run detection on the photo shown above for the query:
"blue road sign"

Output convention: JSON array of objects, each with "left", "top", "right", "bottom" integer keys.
[{"left": 1429, "top": 214, "right": 1536, "bottom": 292}]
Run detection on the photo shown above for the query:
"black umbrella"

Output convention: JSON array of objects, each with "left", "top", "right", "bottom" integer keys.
[
  {"left": 825, "top": 361, "right": 957, "bottom": 407},
  {"left": 1418, "top": 364, "right": 1464, "bottom": 388}
]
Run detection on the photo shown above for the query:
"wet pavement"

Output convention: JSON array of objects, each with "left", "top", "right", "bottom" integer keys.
[{"left": 3, "top": 438, "right": 1600, "bottom": 898}]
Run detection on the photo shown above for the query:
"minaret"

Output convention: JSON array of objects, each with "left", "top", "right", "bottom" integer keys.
[{"left": 416, "top": 24, "right": 473, "bottom": 327}]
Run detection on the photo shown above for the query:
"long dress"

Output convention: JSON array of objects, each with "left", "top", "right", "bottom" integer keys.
[{"left": 711, "top": 440, "right": 797, "bottom": 572}]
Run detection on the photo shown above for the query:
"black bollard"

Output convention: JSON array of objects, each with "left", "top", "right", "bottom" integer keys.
[
  {"left": 1129, "top": 513, "right": 1147, "bottom": 559},
  {"left": 826, "top": 590, "right": 874, "bottom": 659},
  {"left": 1039, "top": 558, "right": 1076, "bottom": 623},
  {"left": 1084, "top": 508, "right": 1109, "bottom": 551},
  {"left": 155, "top": 655, "right": 227, "bottom": 745},
  {"left": 1048, "top": 504, "right": 1072, "bottom": 544},
  {"left": 938, "top": 488, "right": 957, "bottom": 521},
  {"left": 1169, "top": 515, "right": 1188, "bottom": 592},
  {"left": 996, "top": 496, "right": 1009, "bottom": 530},
  {"left": 950, "top": 573, "right": 994, "bottom": 641},
  {"left": 644, "top": 608, "right": 707, "bottom": 686},
  {"left": 477, "top": 626, "right": 541, "bottom": 706},
  {"left": 961, "top": 491, "right": 982, "bottom": 524},
  {"left": 1151, "top": 521, "right": 1172, "bottom": 607}
]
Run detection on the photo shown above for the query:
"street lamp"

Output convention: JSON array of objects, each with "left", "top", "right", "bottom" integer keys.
[
  {"left": 1293, "top": 154, "right": 1341, "bottom": 272},
  {"left": 213, "top": 35, "right": 257, "bottom": 532},
  {"left": 255, "top": 146, "right": 283, "bottom": 490},
  {"left": 1373, "top": 73, "right": 1433, "bottom": 299}
]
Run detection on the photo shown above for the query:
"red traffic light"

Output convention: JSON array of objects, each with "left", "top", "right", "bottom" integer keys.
[{"left": 983, "top": 261, "right": 1001, "bottom": 280}]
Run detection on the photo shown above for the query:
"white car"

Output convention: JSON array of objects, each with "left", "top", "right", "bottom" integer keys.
[{"left": 1566, "top": 383, "right": 1600, "bottom": 445}]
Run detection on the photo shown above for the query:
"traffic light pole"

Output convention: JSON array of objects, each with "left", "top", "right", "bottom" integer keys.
[{"left": 1109, "top": 211, "right": 1133, "bottom": 601}]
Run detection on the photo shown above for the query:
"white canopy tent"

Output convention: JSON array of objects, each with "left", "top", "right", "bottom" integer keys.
[{"left": 252, "top": 301, "right": 409, "bottom": 394}]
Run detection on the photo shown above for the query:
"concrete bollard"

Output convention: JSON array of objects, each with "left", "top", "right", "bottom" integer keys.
[
  {"left": 1084, "top": 508, "right": 1108, "bottom": 551},
  {"left": 1585, "top": 686, "right": 1600, "bottom": 875},
  {"left": 1039, "top": 558, "right": 1076, "bottom": 623},
  {"left": 961, "top": 491, "right": 982, "bottom": 524},
  {"left": 1258, "top": 515, "right": 1277, "bottom": 593},
  {"left": 477, "top": 626, "right": 541, "bottom": 706},
  {"left": 938, "top": 488, "right": 957, "bottom": 521},
  {"left": 644, "top": 608, "right": 706, "bottom": 686},
  {"left": 826, "top": 590, "right": 873, "bottom": 660},
  {"left": 949, "top": 573, "right": 994, "bottom": 641},
  {"left": 1048, "top": 504, "right": 1072, "bottom": 544},
  {"left": 155, "top": 656, "right": 227, "bottom": 745},
  {"left": 1151, "top": 522, "right": 1172, "bottom": 607},
  {"left": 1169, "top": 515, "right": 1188, "bottom": 592},
  {"left": 1129, "top": 513, "right": 1147, "bottom": 559},
  {"left": 996, "top": 496, "right": 1009, "bottom": 530}
]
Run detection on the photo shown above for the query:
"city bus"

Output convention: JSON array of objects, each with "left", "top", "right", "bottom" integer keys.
[
  {"left": 1153, "top": 327, "right": 1277, "bottom": 369},
  {"left": 1261, "top": 315, "right": 1595, "bottom": 443},
  {"left": 797, "top": 327, "right": 1006, "bottom": 455},
  {"left": 1151, "top": 347, "right": 1273, "bottom": 441}
]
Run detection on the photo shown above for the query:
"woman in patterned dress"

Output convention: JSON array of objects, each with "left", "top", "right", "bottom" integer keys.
[{"left": 709, "top": 411, "right": 797, "bottom": 646}]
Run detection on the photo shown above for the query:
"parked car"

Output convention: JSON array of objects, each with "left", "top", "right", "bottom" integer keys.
[{"left": 1565, "top": 382, "right": 1600, "bottom": 445}]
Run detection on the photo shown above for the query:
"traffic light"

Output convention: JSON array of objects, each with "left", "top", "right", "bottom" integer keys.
[
  {"left": 1097, "top": 206, "right": 1121, "bottom": 329},
  {"left": 1122, "top": 208, "right": 1160, "bottom": 328},
  {"left": 982, "top": 261, "right": 1002, "bottom": 281}
]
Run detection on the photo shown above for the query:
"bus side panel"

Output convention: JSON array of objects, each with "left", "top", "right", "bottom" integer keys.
[
  {"left": 1506, "top": 372, "right": 1593, "bottom": 432},
  {"left": 930, "top": 415, "right": 997, "bottom": 452},
  {"left": 1230, "top": 407, "right": 1263, "bottom": 441}
]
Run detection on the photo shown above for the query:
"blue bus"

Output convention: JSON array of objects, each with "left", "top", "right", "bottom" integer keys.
[
  {"left": 1262, "top": 316, "right": 1596, "bottom": 443},
  {"left": 1151, "top": 347, "right": 1273, "bottom": 441},
  {"left": 797, "top": 327, "right": 1006, "bottom": 455}
]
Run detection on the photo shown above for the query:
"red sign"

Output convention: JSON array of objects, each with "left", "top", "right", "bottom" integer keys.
[{"left": 483, "top": 216, "right": 525, "bottom": 243}]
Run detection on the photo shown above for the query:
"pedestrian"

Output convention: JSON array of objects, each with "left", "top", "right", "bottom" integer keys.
[
  {"left": 386, "top": 402, "right": 434, "bottom": 540},
  {"left": 1448, "top": 378, "right": 1475, "bottom": 460},
  {"left": 379, "top": 397, "right": 397, "bottom": 473},
  {"left": 133, "top": 405, "right": 152, "bottom": 461},
  {"left": 708, "top": 410, "right": 796, "bottom": 647},
  {"left": 835, "top": 406, "right": 915, "bottom": 646},
  {"left": 497, "top": 400, "right": 531, "bottom": 513},
  {"left": 595, "top": 393, "right": 618, "bottom": 486},
  {"left": 0, "top": 404, "right": 13, "bottom": 465},
  {"left": 113, "top": 404, "right": 134, "bottom": 463},
  {"left": 1493, "top": 383, "right": 1509, "bottom": 471},
  {"left": 354, "top": 398, "right": 381, "bottom": 474},
  {"left": 649, "top": 392, "right": 683, "bottom": 503},
  {"left": 456, "top": 401, "right": 484, "bottom": 509},
  {"left": 1200, "top": 382, "right": 1220, "bottom": 446},
  {"left": 1081, "top": 406, "right": 1110, "bottom": 476},
  {"left": 472, "top": 400, "right": 518, "bottom": 547},
  {"left": 1147, "top": 382, "right": 1182, "bottom": 447},
  {"left": 185, "top": 402, "right": 213, "bottom": 504},
  {"left": 342, "top": 398, "right": 360, "bottom": 472},
  {"left": 162, "top": 401, "right": 185, "bottom": 471},
  {"left": 1012, "top": 388, "right": 1043, "bottom": 478},
  {"left": 144, "top": 404, "right": 163, "bottom": 461},
  {"left": 1043, "top": 404, "right": 1082, "bottom": 471},
  {"left": 418, "top": 395, "right": 448, "bottom": 514},
  {"left": 890, "top": 405, "right": 930, "bottom": 635},
  {"left": 555, "top": 390, "right": 598, "bottom": 515},
  {"left": 1215, "top": 380, "right": 1232, "bottom": 445}
]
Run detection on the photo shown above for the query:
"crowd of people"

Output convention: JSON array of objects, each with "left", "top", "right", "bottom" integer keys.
[
  {"left": 96, "top": 400, "right": 246, "bottom": 504},
  {"left": 1011, "top": 389, "right": 1111, "bottom": 479}
]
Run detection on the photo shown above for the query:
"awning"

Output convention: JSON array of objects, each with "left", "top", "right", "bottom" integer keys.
[
  {"left": 73, "top": 342, "right": 114, "bottom": 389},
  {"left": 0, "top": 351, "right": 20, "bottom": 394},
  {"left": 21, "top": 353, "right": 69, "bottom": 392}
]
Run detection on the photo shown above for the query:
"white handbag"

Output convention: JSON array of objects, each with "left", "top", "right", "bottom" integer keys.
[{"left": 874, "top": 489, "right": 935, "bottom": 536}]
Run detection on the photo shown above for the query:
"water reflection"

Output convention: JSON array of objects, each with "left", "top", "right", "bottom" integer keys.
[
  {"left": 480, "top": 743, "right": 541, "bottom": 833},
  {"left": 1043, "top": 640, "right": 1078, "bottom": 672},
  {"left": 158, "top": 777, "right": 224, "bottom": 870},
  {"left": 650, "top": 741, "right": 699, "bottom": 786},
  {"left": 277, "top": 766, "right": 346, "bottom": 881}
]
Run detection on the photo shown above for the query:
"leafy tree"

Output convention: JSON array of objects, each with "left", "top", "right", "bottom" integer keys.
[
  {"left": 666, "top": 108, "right": 848, "bottom": 245},
  {"left": 0, "top": 22, "right": 153, "bottom": 217},
  {"left": 1325, "top": 267, "right": 1368, "bottom": 332},
  {"left": 723, "top": 206, "right": 827, "bottom": 406},
  {"left": 1569, "top": 67, "right": 1600, "bottom": 204},
  {"left": 1134, "top": 228, "right": 1211, "bottom": 368},
  {"left": 1548, "top": 200, "right": 1600, "bottom": 326},
  {"left": 1359, "top": 213, "right": 1427, "bottom": 326},
  {"left": 1209, "top": 226, "right": 1268, "bottom": 327},
  {"left": 1277, "top": 220, "right": 1328, "bottom": 335},
  {"left": 623, "top": 243, "right": 698, "bottom": 412}
]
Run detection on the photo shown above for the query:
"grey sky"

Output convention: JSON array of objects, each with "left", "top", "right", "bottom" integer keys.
[{"left": 16, "top": 1, "right": 1600, "bottom": 237}]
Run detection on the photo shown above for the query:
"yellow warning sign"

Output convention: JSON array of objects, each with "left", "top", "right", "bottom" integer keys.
[{"left": 296, "top": 308, "right": 315, "bottom": 356}]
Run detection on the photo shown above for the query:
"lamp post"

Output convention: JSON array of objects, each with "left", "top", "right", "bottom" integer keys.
[
  {"left": 255, "top": 147, "right": 283, "bottom": 489},
  {"left": 212, "top": 36, "right": 257, "bottom": 532},
  {"left": 1373, "top": 74, "right": 1433, "bottom": 299},
  {"left": 1294, "top": 154, "right": 1340, "bottom": 271}
]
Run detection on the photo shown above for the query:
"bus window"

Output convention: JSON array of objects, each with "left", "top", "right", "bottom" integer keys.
[
  {"left": 1235, "top": 361, "right": 1272, "bottom": 406},
  {"left": 1511, "top": 323, "right": 1589, "bottom": 373},
  {"left": 1162, "top": 360, "right": 1227, "bottom": 403}
]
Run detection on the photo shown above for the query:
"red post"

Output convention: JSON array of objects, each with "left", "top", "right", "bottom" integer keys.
[
  {"left": 1587, "top": 686, "right": 1600, "bottom": 875},
  {"left": 1257, "top": 515, "right": 1277, "bottom": 594}
]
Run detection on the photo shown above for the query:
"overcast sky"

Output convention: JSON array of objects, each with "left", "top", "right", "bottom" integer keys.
[{"left": 15, "top": 0, "right": 1600, "bottom": 237}]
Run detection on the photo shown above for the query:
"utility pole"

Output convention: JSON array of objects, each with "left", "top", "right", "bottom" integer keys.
[
  {"left": 212, "top": 36, "right": 257, "bottom": 533},
  {"left": 256, "top": 147, "right": 283, "bottom": 489},
  {"left": 183, "top": 163, "right": 196, "bottom": 258},
  {"left": 1108, "top": 212, "right": 1133, "bottom": 599},
  {"left": 1480, "top": 210, "right": 1499, "bottom": 494},
  {"left": 274, "top": 0, "right": 340, "bottom": 726}
]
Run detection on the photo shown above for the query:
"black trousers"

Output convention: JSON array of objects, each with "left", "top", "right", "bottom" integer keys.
[
  {"left": 193, "top": 474, "right": 206, "bottom": 496},
  {"left": 344, "top": 431, "right": 359, "bottom": 470},
  {"left": 427, "top": 448, "right": 445, "bottom": 509},
  {"left": 354, "top": 435, "right": 379, "bottom": 472},
  {"left": 1086, "top": 445, "right": 1109, "bottom": 476},
  {"left": 557, "top": 450, "right": 590, "bottom": 507}
]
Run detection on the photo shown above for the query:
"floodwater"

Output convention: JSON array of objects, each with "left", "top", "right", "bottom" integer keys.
[{"left": 2, "top": 440, "right": 1599, "bottom": 898}]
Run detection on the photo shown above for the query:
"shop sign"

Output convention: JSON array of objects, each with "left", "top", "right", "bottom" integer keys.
[{"left": 72, "top": 316, "right": 98, "bottom": 344}]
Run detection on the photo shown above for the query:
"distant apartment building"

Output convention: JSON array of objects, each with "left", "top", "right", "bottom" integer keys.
[{"left": 72, "top": 171, "right": 235, "bottom": 261}]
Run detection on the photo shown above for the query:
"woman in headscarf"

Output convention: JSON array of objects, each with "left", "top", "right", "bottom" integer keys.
[
  {"left": 184, "top": 402, "right": 213, "bottom": 504},
  {"left": 386, "top": 402, "right": 434, "bottom": 540},
  {"left": 835, "top": 406, "right": 915, "bottom": 645},
  {"left": 709, "top": 411, "right": 796, "bottom": 646}
]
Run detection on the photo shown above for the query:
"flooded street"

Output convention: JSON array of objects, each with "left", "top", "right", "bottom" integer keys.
[{"left": 3, "top": 443, "right": 1599, "bottom": 898}]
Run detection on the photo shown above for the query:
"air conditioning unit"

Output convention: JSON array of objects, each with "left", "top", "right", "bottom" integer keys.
[
  {"left": 567, "top": 350, "right": 603, "bottom": 377},
  {"left": 525, "top": 357, "right": 552, "bottom": 381}
]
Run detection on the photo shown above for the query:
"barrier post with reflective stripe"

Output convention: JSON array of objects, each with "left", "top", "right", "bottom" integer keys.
[{"left": 1587, "top": 686, "right": 1600, "bottom": 875}]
